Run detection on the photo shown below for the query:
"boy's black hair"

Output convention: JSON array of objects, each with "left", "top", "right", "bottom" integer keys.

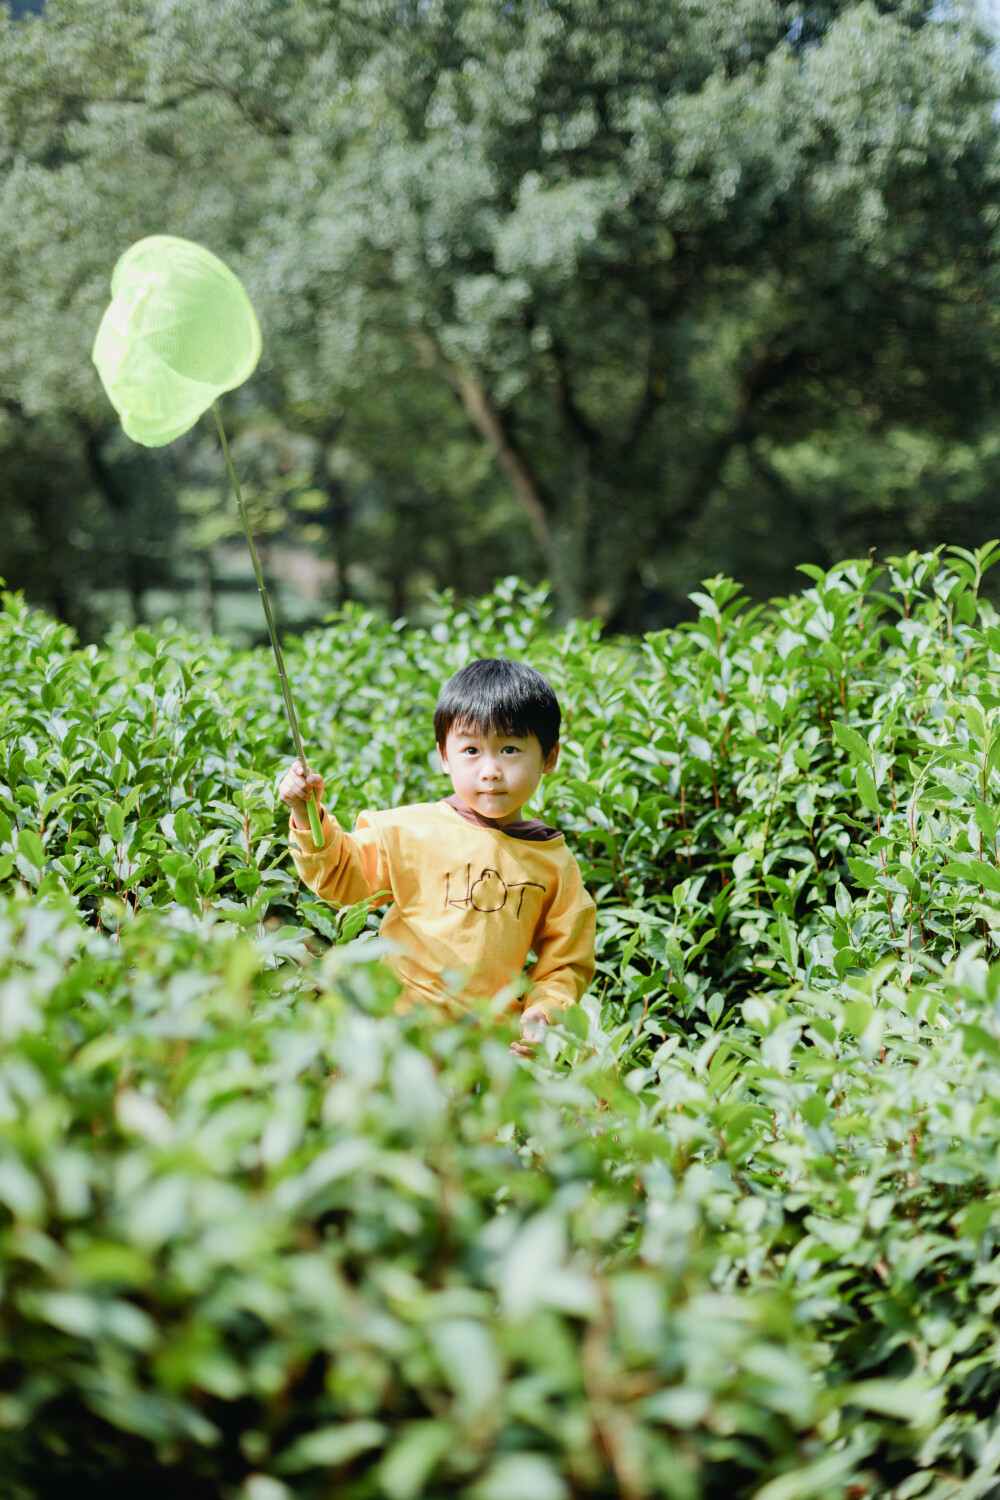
[{"left": 434, "top": 658, "right": 561, "bottom": 759}]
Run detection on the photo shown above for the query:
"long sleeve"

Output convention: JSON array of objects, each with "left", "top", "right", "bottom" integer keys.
[
  {"left": 288, "top": 805, "right": 392, "bottom": 908},
  {"left": 287, "top": 800, "right": 596, "bottom": 1015},
  {"left": 527, "top": 890, "right": 597, "bottom": 1021}
]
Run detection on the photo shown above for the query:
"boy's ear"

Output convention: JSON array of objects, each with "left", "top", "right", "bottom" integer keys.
[
  {"left": 437, "top": 742, "right": 449, "bottom": 773},
  {"left": 543, "top": 742, "right": 560, "bottom": 774}
]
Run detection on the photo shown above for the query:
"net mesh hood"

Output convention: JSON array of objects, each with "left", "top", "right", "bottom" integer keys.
[{"left": 92, "top": 235, "right": 262, "bottom": 446}]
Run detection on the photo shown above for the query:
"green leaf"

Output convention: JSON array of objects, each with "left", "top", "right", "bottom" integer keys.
[
  {"left": 378, "top": 1422, "right": 454, "bottom": 1500},
  {"left": 777, "top": 912, "right": 798, "bottom": 974},
  {"left": 234, "top": 868, "right": 261, "bottom": 897},
  {"left": 0, "top": 1158, "right": 44, "bottom": 1221},
  {"left": 842, "top": 1379, "right": 942, "bottom": 1424},
  {"left": 943, "top": 859, "right": 1000, "bottom": 894},
  {"left": 338, "top": 898, "right": 371, "bottom": 942},
  {"left": 843, "top": 1000, "right": 873, "bottom": 1036},
  {"left": 562, "top": 1004, "right": 588, "bottom": 1041},
  {"left": 753, "top": 1442, "right": 877, "bottom": 1500},
  {"left": 954, "top": 1200, "right": 993, "bottom": 1238},
  {"left": 855, "top": 764, "right": 879, "bottom": 814},
  {"left": 15, "top": 827, "right": 45, "bottom": 870},
  {"left": 275, "top": 1420, "right": 386, "bottom": 1473},
  {"left": 800, "top": 1093, "right": 829, "bottom": 1128},
  {"left": 106, "top": 803, "right": 125, "bottom": 844},
  {"left": 961, "top": 1023, "right": 1000, "bottom": 1062},
  {"left": 301, "top": 900, "right": 339, "bottom": 941},
  {"left": 832, "top": 722, "right": 870, "bottom": 762},
  {"left": 468, "top": 1454, "right": 569, "bottom": 1500},
  {"left": 965, "top": 702, "right": 986, "bottom": 743},
  {"left": 429, "top": 1320, "right": 500, "bottom": 1416}
]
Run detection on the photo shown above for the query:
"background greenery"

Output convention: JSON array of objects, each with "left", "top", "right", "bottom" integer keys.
[
  {"left": 3, "top": 0, "right": 1000, "bottom": 637},
  {"left": 5, "top": 553, "right": 1000, "bottom": 1496}
]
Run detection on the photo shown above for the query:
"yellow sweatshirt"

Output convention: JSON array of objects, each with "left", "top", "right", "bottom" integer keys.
[{"left": 288, "top": 795, "right": 596, "bottom": 1020}]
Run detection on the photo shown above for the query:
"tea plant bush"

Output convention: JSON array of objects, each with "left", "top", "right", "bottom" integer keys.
[
  {"left": 8, "top": 548, "right": 1000, "bottom": 1030},
  {"left": 4, "top": 889, "right": 1000, "bottom": 1500},
  {"left": 3, "top": 549, "right": 1000, "bottom": 1497}
]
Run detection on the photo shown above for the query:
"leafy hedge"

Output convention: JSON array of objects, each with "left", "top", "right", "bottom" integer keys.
[
  {"left": 8, "top": 548, "right": 1000, "bottom": 1026},
  {"left": 5, "top": 888, "right": 1000, "bottom": 1500},
  {"left": 3, "top": 550, "right": 1000, "bottom": 1497}
]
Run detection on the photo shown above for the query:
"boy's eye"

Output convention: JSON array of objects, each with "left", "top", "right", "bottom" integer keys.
[{"left": 455, "top": 743, "right": 521, "bottom": 755}]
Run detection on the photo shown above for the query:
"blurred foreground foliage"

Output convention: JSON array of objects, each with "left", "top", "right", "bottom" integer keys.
[{"left": 4, "top": 556, "right": 1000, "bottom": 1494}]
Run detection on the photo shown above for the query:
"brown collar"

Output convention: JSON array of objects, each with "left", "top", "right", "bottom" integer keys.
[{"left": 442, "top": 794, "right": 562, "bottom": 842}]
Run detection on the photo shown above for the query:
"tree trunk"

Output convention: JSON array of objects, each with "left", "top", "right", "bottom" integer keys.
[
  {"left": 412, "top": 332, "right": 563, "bottom": 575},
  {"left": 549, "top": 453, "right": 590, "bottom": 624},
  {"left": 390, "top": 567, "right": 407, "bottom": 620},
  {"left": 323, "top": 473, "right": 351, "bottom": 608},
  {"left": 76, "top": 422, "right": 147, "bottom": 626}
]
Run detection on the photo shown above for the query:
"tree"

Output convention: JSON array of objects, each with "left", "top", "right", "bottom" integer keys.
[
  {"left": 1, "top": 0, "right": 1000, "bottom": 631},
  {"left": 245, "top": 0, "right": 1000, "bottom": 620}
]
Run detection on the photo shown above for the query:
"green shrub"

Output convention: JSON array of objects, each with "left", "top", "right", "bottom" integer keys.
[
  {"left": 3, "top": 549, "right": 1000, "bottom": 1496},
  {"left": 3, "top": 887, "right": 1000, "bottom": 1499},
  {"left": 7, "top": 547, "right": 1000, "bottom": 1030}
]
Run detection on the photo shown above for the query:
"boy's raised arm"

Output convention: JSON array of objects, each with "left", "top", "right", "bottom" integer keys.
[{"left": 279, "top": 760, "right": 391, "bottom": 909}]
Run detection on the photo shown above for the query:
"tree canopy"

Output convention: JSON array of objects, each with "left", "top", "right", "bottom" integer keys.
[{"left": 2, "top": 0, "right": 1000, "bottom": 632}]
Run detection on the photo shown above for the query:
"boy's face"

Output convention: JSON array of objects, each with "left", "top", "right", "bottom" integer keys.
[{"left": 438, "top": 723, "right": 559, "bottom": 827}]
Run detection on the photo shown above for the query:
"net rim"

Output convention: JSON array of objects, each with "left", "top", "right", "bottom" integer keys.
[{"left": 107, "top": 233, "right": 262, "bottom": 386}]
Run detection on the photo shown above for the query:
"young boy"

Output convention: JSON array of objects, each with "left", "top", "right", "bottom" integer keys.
[{"left": 279, "top": 658, "right": 596, "bottom": 1054}]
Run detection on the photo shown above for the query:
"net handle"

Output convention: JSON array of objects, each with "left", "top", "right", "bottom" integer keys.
[{"left": 213, "top": 401, "right": 324, "bottom": 847}]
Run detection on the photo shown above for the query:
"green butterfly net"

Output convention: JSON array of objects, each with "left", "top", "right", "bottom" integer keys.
[
  {"left": 92, "top": 234, "right": 325, "bottom": 845},
  {"left": 92, "top": 235, "right": 262, "bottom": 446}
]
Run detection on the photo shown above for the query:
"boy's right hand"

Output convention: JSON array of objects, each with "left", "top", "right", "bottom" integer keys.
[{"left": 279, "top": 760, "right": 325, "bottom": 829}]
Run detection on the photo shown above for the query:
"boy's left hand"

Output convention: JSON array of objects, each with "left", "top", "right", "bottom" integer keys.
[{"left": 511, "top": 1005, "right": 547, "bottom": 1056}]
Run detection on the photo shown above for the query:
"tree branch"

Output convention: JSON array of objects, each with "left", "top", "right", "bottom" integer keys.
[
  {"left": 149, "top": 77, "right": 294, "bottom": 138},
  {"left": 412, "top": 331, "right": 557, "bottom": 566}
]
